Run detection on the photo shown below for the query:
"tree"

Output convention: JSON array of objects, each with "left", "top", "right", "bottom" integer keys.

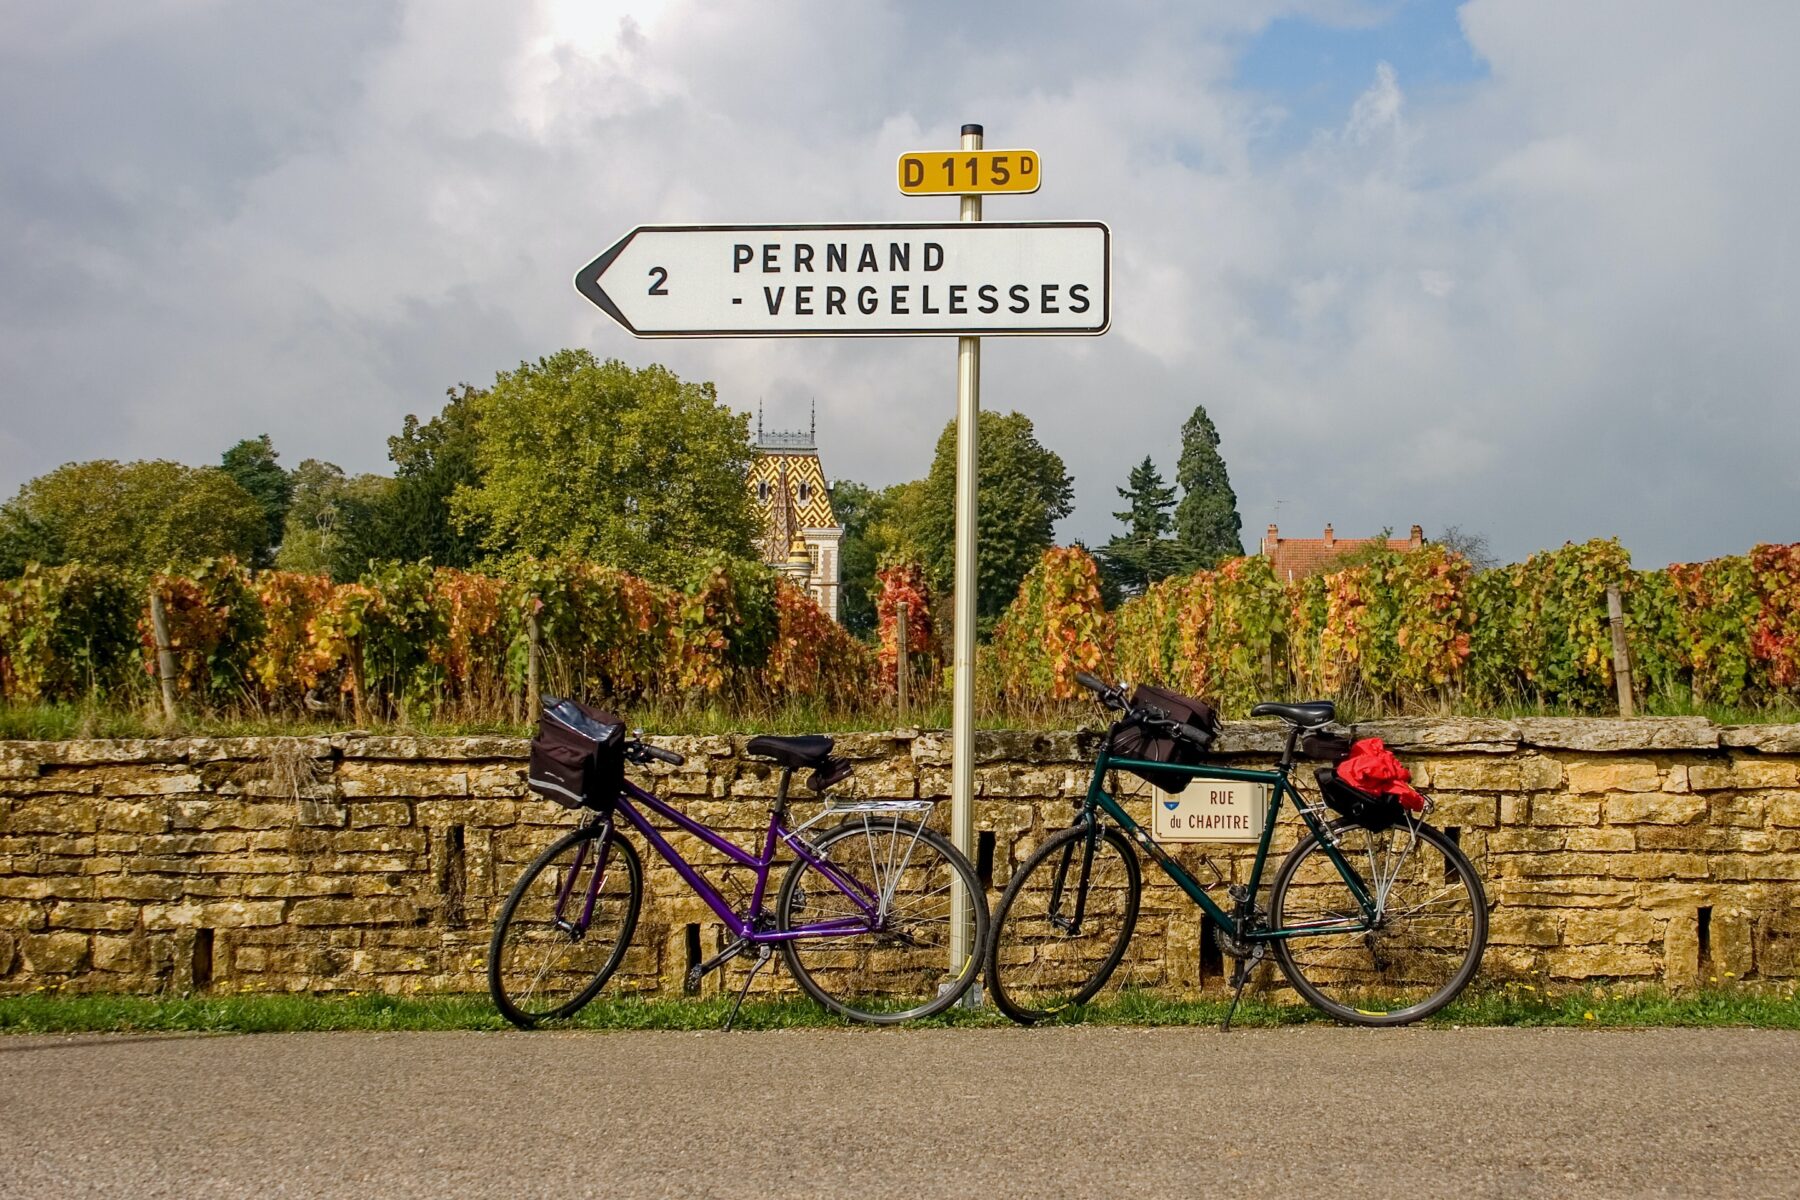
[
  {"left": 453, "top": 351, "right": 758, "bottom": 582},
  {"left": 0, "top": 460, "right": 265, "bottom": 577},
  {"left": 1096, "top": 455, "right": 1197, "bottom": 595},
  {"left": 833, "top": 478, "right": 933, "bottom": 640},
  {"left": 275, "top": 459, "right": 393, "bottom": 580},
  {"left": 1435, "top": 525, "right": 1498, "bottom": 572},
  {"left": 916, "top": 410, "right": 1074, "bottom": 632},
  {"left": 1173, "top": 404, "right": 1244, "bottom": 565},
  {"left": 365, "top": 384, "right": 486, "bottom": 567},
  {"left": 219, "top": 435, "right": 293, "bottom": 567}
]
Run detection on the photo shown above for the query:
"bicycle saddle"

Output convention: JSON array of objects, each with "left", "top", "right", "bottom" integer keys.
[
  {"left": 1250, "top": 700, "right": 1337, "bottom": 728},
  {"left": 744, "top": 734, "right": 835, "bottom": 769}
]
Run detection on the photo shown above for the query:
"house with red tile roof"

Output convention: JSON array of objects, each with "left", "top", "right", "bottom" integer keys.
[{"left": 1261, "top": 523, "right": 1425, "bottom": 582}]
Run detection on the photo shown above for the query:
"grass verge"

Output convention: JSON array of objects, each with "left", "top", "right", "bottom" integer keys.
[{"left": 1, "top": 985, "right": 1795, "bottom": 1035}]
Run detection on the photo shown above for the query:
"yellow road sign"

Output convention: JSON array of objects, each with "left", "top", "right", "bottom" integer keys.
[{"left": 897, "top": 150, "right": 1041, "bottom": 196}]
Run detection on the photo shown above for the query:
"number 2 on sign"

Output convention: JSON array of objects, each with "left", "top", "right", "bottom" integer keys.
[{"left": 647, "top": 266, "right": 668, "bottom": 295}]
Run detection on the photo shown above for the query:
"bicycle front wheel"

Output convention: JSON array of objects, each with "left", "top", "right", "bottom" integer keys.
[
  {"left": 488, "top": 824, "right": 642, "bottom": 1029},
  {"left": 985, "top": 823, "right": 1140, "bottom": 1025},
  {"left": 1270, "top": 818, "right": 1486, "bottom": 1026},
  {"left": 777, "top": 818, "right": 988, "bottom": 1025}
]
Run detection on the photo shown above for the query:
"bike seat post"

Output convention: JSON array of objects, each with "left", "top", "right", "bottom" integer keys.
[
  {"left": 773, "top": 766, "right": 794, "bottom": 819},
  {"left": 1280, "top": 724, "right": 1301, "bottom": 770}
]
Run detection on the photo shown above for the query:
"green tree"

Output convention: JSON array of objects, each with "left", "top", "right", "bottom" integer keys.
[
  {"left": 219, "top": 434, "right": 293, "bottom": 567},
  {"left": 833, "top": 478, "right": 933, "bottom": 640},
  {"left": 275, "top": 459, "right": 394, "bottom": 580},
  {"left": 453, "top": 351, "right": 758, "bottom": 581},
  {"left": 1097, "top": 455, "right": 1197, "bottom": 595},
  {"left": 0, "top": 460, "right": 265, "bottom": 577},
  {"left": 364, "top": 384, "right": 486, "bottom": 567},
  {"left": 1174, "top": 404, "right": 1244, "bottom": 565},
  {"left": 916, "top": 410, "right": 1074, "bottom": 632}
]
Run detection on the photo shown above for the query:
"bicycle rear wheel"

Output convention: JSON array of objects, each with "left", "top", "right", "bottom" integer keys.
[
  {"left": 777, "top": 818, "right": 988, "bottom": 1024},
  {"left": 984, "top": 823, "right": 1140, "bottom": 1025},
  {"left": 488, "top": 824, "right": 642, "bottom": 1029},
  {"left": 1270, "top": 818, "right": 1486, "bottom": 1026}
]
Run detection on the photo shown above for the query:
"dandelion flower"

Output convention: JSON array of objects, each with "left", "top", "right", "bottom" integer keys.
[{"left": 1583, "top": 1011, "right": 1596, "bottom": 1021}]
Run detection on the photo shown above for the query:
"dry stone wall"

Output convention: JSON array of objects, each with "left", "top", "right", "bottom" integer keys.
[{"left": 2, "top": 718, "right": 1797, "bottom": 998}]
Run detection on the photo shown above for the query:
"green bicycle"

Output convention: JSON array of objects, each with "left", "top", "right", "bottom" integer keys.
[{"left": 984, "top": 673, "right": 1488, "bottom": 1028}]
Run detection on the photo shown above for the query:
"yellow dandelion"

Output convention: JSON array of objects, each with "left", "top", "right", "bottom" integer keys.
[
  {"left": 1724, "top": 971, "right": 1736, "bottom": 979},
  {"left": 1583, "top": 1011, "right": 1596, "bottom": 1021},
  {"left": 1710, "top": 976, "right": 1719, "bottom": 983}
]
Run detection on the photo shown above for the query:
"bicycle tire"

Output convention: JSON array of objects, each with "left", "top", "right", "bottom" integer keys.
[
  {"left": 777, "top": 819, "right": 988, "bottom": 1025},
  {"left": 985, "top": 823, "right": 1141, "bottom": 1025},
  {"left": 488, "top": 824, "right": 642, "bottom": 1029},
  {"left": 1269, "top": 818, "right": 1487, "bottom": 1027}
]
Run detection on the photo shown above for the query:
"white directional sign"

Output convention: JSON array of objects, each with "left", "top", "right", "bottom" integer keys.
[{"left": 574, "top": 221, "right": 1109, "bottom": 337}]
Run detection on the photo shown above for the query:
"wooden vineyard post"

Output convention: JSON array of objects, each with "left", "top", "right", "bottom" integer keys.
[
  {"left": 348, "top": 635, "right": 369, "bottom": 727},
  {"left": 526, "top": 602, "right": 542, "bottom": 720},
  {"left": 147, "top": 586, "right": 179, "bottom": 724},
  {"left": 896, "top": 600, "right": 910, "bottom": 723},
  {"left": 1606, "top": 586, "right": 1636, "bottom": 718}
]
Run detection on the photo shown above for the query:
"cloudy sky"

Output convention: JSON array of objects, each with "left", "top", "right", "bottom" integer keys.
[{"left": 2, "top": 0, "right": 1795, "bottom": 567}]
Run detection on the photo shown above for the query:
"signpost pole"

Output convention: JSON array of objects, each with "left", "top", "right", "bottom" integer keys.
[{"left": 949, "top": 123, "right": 983, "bottom": 989}]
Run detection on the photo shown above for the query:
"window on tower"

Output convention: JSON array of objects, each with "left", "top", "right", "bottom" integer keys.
[{"left": 797, "top": 481, "right": 810, "bottom": 504}]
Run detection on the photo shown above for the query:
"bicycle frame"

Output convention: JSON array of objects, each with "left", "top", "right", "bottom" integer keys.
[
  {"left": 557, "top": 776, "right": 890, "bottom": 944},
  {"left": 1083, "top": 749, "right": 1381, "bottom": 942}
]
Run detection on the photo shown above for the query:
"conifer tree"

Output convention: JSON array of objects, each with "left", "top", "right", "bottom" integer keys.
[{"left": 1174, "top": 405, "right": 1244, "bottom": 565}]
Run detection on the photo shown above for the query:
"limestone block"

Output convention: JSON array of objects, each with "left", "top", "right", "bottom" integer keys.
[
  {"left": 1430, "top": 759, "right": 1521, "bottom": 792},
  {"left": 1718, "top": 724, "right": 1800, "bottom": 753},
  {"left": 1355, "top": 717, "right": 1522, "bottom": 752},
  {"left": 98, "top": 771, "right": 203, "bottom": 798},
  {"left": 287, "top": 898, "right": 423, "bottom": 926},
  {"left": 1689, "top": 758, "right": 1800, "bottom": 791},
  {"left": 1529, "top": 797, "right": 1602, "bottom": 826},
  {"left": 1565, "top": 828, "right": 1635, "bottom": 852},
  {"left": 1517, "top": 755, "right": 1565, "bottom": 791},
  {"left": 21, "top": 931, "right": 88, "bottom": 973},
  {"left": 48, "top": 901, "right": 140, "bottom": 931},
  {"left": 2, "top": 800, "right": 100, "bottom": 834},
  {"left": 169, "top": 801, "right": 297, "bottom": 831},
  {"left": 337, "top": 762, "right": 469, "bottom": 798},
  {"left": 1516, "top": 717, "right": 1718, "bottom": 752},
  {"left": 1547, "top": 944, "right": 1660, "bottom": 979},
  {"left": 1710, "top": 910, "right": 1755, "bottom": 976},
  {"left": 143, "top": 900, "right": 285, "bottom": 929},
  {"left": 1563, "top": 909, "right": 1661, "bottom": 945},
  {"left": 1565, "top": 759, "right": 1659, "bottom": 794},
  {"left": 1603, "top": 793, "right": 1708, "bottom": 825},
  {"left": 99, "top": 802, "right": 170, "bottom": 834},
  {"left": 1488, "top": 909, "right": 1562, "bottom": 946},
  {"left": 412, "top": 800, "right": 518, "bottom": 828},
  {"left": 1484, "top": 828, "right": 1568, "bottom": 854},
  {"left": 1775, "top": 793, "right": 1800, "bottom": 829},
  {"left": 1499, "top": 794, "right": 1530, "bottom": 826},
  {"left": 1427, "top": 794, "right": 1497, "bottom": 827},
  {"left": 349, "top": 802, "right": 412, "bottom": 829},
  {"left": 91, "top": 934, "right": 146, "bottom": 974},
  {"left": 1661, "top": 764, "right": 1691, "bottom": 794},
  {"left": 1662, "top": 911, "right": 1701, "bottom": 987},
  {"left": 37, "top": 740, "right": 186, "bottom": 766},
  {"left": 1635, "top": 826, "right": 1772, "bottom": 853}
]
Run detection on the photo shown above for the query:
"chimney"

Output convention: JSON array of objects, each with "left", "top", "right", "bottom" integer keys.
[
  {"left": 1323, "top": 523, "right": 1335, "bottom": 546},
  {"left": 1263, "top": 523, "right": 1279, "bottom": 555},
  {"left": 1409, "top": 524, "right": 1424, "bottom": 549}
]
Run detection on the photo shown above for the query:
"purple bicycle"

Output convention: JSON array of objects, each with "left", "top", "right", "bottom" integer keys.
[{"left": 488, "top": 725, "right": 988, "bottom": 1028}]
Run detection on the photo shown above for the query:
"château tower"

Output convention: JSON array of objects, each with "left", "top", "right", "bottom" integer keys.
[{"left": 746, "top": 403, "right": 844, "bottom": 622}]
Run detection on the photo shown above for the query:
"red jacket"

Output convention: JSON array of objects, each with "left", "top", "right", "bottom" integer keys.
[{"left": 1337, "top": 738, "right": 1425, "bottom": 812}]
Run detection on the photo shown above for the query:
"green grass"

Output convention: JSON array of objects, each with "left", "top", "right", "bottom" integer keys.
[{"left": 2, "top": 984, "right": 1795, "bottom": 1035}]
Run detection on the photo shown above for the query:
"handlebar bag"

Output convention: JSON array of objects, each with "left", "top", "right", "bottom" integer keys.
[
  {"left": 529, "top": 696, "right": 626, "bottom": 811},
  {"left": 1107, "top": 684, "right": 1220, "bottom": 794}
]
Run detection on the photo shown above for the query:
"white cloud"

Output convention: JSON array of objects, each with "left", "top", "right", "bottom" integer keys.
[{"left": 1, "top": 0, "right": 1796, "bottom": 568}]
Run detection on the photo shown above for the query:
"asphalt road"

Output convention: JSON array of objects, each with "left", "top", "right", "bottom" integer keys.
[{"left": 3, "top": 1027, "right": 1796, "bottom": 1199}]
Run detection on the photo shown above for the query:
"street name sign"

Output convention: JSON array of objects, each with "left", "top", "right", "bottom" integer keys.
[
  {"left": 897, "top": 149, "right": 1041, "bottom": 195},
  {"left": 574, "top": 221, "right": 1108, "bottom": 337},
  {"left": 1150, "top": 782, "right": 1268, "bottom": 845}
]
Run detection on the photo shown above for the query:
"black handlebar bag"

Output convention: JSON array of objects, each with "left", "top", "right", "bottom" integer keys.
[
  {"left": 528, "top": 697, "right": 626, "bottom": 811},
  {"left": 1107, "top": 684, "right": 1220, "bottom": 794}
]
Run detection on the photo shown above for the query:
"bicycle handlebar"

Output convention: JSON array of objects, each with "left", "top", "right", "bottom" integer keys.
[{"left": 628, "top": 741, "right": 686, "bottom": 767}]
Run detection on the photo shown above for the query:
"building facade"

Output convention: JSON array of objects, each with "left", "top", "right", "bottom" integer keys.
[
  {"left": 746, "top": 410, "right": 844, "bottom": 622},
  {"left": 1261, "top": 523, "right": 1425, "bottom": 581}
]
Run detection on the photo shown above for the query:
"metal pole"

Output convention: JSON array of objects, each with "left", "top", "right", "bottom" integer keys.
[{"left": 949, "top": 122, "right": 982, "bottom": 984}]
